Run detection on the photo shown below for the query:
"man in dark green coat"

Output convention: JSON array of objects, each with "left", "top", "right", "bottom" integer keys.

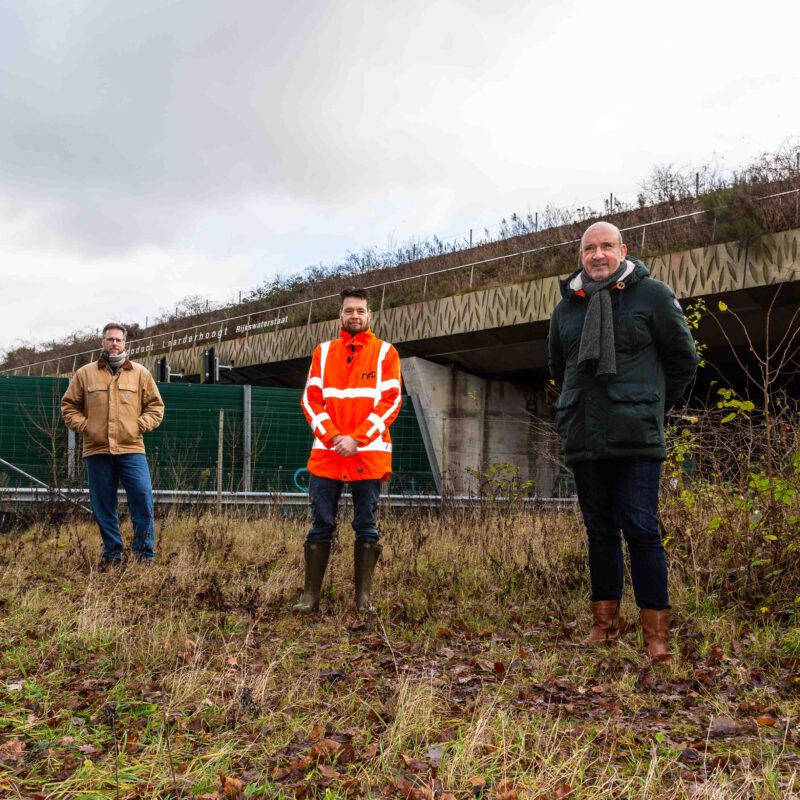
[{"left": 548, "top": 221, "right": 698, "bottom": 660}]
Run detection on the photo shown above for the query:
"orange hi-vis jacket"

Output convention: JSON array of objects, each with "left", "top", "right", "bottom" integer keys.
[{"left": 302, "top": 328, "right": 402, "bottom": 482}]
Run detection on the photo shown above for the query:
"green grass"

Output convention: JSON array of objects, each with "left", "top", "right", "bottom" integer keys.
[{"left": 0, "top": 509, "right": 798, "bottom": 799}]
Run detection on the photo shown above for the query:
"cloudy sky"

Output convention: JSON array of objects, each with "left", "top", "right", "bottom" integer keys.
[{"left": 1, "top": 0, "right": 799, "bottom": 355}]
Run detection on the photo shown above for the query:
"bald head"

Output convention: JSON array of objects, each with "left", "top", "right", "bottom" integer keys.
[
  {"left": 581, "top": 221, "right": 624, "bottom": 249},
  {"left": 580, "top": 221, "right": 628, "bottom": 280}
]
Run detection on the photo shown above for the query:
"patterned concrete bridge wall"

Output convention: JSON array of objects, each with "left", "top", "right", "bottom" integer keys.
[{"left": 136, "top": 228, "right": 800, "bottom": 377}]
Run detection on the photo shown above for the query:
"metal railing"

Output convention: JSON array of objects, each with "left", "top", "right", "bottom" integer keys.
[{"left": 5, "top": 185, "right": 800, "bottom": 377}]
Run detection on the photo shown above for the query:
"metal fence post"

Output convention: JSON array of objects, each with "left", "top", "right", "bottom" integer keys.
[
  {"left": 216, "top": 409, "right": 224, "bottom": 514},
  {"left": 242, "top": 385, "right": 252, "bottom": 494},
  {"left": 67, "top": 429, "right": 76, "bottom": 480}
]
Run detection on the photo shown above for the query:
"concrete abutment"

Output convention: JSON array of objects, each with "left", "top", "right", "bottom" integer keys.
[{"left": 401, "top": 357, "right": 557, "bottom": 496}]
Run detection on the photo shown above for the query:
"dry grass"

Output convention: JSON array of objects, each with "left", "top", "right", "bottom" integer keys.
[{"left": 0, "top": 506, "right": 798, "bottom": 799}]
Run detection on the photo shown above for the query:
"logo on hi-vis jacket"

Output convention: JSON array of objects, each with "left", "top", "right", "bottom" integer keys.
[{"left": 361, "top": 371, "right": 377, "bottom": 380}]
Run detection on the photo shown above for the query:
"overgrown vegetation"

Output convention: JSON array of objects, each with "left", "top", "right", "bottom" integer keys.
[
  {"left": 1, "top": 469, "right": 798, "bottom": 800},
  {"left": 4, "top": 139, "right": 800, "bottom": 374}
]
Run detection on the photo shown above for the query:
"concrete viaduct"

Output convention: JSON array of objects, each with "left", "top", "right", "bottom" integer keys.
[{"left": 119, "top": 227, "right": 800, "bottom": 496}]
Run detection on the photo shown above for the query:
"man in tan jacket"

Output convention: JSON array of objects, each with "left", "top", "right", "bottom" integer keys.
[{"left": 62, "top": 323, "right": 164, "bottom": 567}]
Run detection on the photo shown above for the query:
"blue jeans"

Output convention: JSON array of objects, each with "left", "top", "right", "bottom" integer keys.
[
  {"left": 307, "top": 474, "right": 382, "bottom": 544},
  {"left": 84, "top": 454, "right": 156, "bottom": 562},
  {"left": 572, "top": 458, "right": 668, "bottom": 610}
]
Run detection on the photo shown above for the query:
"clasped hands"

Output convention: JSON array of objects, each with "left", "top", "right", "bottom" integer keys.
[{"left": 332, "top": 434, "right": 359, "bottom": 457}]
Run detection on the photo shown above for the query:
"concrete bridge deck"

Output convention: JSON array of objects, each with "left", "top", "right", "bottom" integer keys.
[{"left": 134, "top": 227, "right": 800, "bottom": 389}]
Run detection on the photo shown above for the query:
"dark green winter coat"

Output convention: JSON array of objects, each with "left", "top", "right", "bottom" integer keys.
[{"left": 547, "top": 257, "right": 698, "bottom": 465}]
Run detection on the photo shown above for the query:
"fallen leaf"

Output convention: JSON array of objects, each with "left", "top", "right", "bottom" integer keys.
[
  {"left": 401, "top": 753, "right": 427, "bottom": 772},
  {"left": 677, "top": 748, "right": 701, "bottom": 764},
  {"left": 318, "top": 764, "right": 338, "bottom": 780},
  {"left": 218, "top": 771, "right": 244, "bottom": 799},
  {"left": 307, "top": 721, "right": 325, "bottom": 742},
  {"left": 240, "top": 767, "right": 260, "bottom": 784},
  {"left": 0, "top": 739, "right": 25, "bottom": 764},
  {"left": 554, "top": 783, "right": 574, "bottom": 799},
  {"left": 309, "top": 739, "right": 343, "bottom": 761},
  {"left": 427, "top": 744, "right": 443, "bottom": 768},
  {"left": 708, "top": 716, "right": 741, "bottom": 737},
  {"left": 362, "top": 742, "right": 380, "bottom": 759}
]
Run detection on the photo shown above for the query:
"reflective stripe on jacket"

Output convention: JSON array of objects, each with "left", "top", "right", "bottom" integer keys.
[
  {"left": 302, "top": 328, "right": 401, "bottom": 481},
  {"left": 61, "top": 359, "right": 165, "bottom": 457}
]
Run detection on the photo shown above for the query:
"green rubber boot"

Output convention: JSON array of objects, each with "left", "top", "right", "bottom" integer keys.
[
  {"left": 292, "top": 541, "right": 331, "bottom": 612},
  {"left": 354, "top": 540, "right": 382, "bottom": 613}
]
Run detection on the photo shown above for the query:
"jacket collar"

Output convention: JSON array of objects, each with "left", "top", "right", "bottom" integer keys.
[
  {"left": 561, "top": 257, "right": 648, "bottom": 299},
  {"left": 97, "top": 357, "right": 133, "bottom": 371},
  {"left": 339, "top": 328, "right": 376, "bottom": 347}
]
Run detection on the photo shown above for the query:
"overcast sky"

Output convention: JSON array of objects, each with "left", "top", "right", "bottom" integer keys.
[{"left": 2, "top": 0, "right": 799, "bottom": 355}]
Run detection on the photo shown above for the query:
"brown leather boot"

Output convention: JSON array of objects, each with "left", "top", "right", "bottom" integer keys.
[
  {"left": 292, "top": 541, "right": 331, "bottom": 612},
  {"left": 584, "top": 600, "right": 625, "bottom": 645},
  {"left": 354, "top": 540, "right": 382, "bottom": 613},
  {"left": 640, "top": 609, "right": 671, "bottom": 661}
]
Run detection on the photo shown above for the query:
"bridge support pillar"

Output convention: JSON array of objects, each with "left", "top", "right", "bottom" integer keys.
[{"left": 401, "top": 357, "right": 557, "bottom": 496}]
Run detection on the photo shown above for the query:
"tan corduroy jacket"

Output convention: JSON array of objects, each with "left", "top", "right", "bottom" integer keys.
[{"left": 61, "top": 359, "right": 165, "bottom": 457}]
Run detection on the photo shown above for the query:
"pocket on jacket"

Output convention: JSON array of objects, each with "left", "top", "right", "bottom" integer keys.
[
  {"left": 605, "top": 383, "right": 662, "bottom": 445},
  {"left": 554, "top": 387, "right": 582, "bottom": 441},
  {"left": 87, "top": 385, "right": 109, "bottom": 405},
  {"left": 614, "top": 313, "right": 651, "bottom": 352},
  {"left": 82, "top": 414, "right": 106, "bottom": 448},
  {"left": 118, "top": 415, "right": 142, "bottom": 446}
]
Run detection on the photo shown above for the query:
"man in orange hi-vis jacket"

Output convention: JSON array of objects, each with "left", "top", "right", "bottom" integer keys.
[{"left": 296, "top": 287, "right": 402, "bottom": 613}]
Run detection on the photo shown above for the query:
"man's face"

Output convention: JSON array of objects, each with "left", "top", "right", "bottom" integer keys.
[
  {"left": 340, "top": 296, "right": 371, "bottom": 335},
  {"left": 580, "top": 223, "right": 628, "bottom": 281},
  {"left": 102, "top": 328, "right": 126, "bottom": 355}
]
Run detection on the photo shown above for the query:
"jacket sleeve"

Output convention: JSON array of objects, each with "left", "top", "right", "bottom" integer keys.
[
  {"left": 352, "top": 344, "right": 402, "bottom": 445},
  {"left": 301, "top": 344, "right": 342, "bottom": 447},
  {"left": 138, "top": 371, "right": 165, "bottom": 432},
  {"left": 651, "top": 286, "right": 699, "bottom": 408},
  {"left": 61, "top": 372, "right": 88, "bottom": 433},
  {"left": 547, "top": 308, "right": 565, "bottom": 384}
]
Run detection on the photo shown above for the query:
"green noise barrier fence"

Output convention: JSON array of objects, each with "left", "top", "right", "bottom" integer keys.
[{"left": 0, "top": 376, "right": 435, "bottom": 496}]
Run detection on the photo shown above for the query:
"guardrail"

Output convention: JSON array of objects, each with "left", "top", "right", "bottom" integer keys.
[{"left": 0, "top": 486, "right": 575, "bottom": 510}]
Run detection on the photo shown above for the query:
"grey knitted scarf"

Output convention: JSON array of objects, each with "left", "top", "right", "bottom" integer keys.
[
  {"left": 101, "top": 350, "right": 128, "bottom": 373},
  {"left": 576, "top": 263, "right": 627, "bottom": 378}
]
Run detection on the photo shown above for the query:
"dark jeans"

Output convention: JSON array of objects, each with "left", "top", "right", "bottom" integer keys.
[
  {"left": 84, "top": 453, "right": 156, "bottom": 562},
  {"left": 307, "top": 474, "right": 382, "bottom": 544},
  {"left": 572, "top": 457, "right": 668, "bottom": 610}
]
